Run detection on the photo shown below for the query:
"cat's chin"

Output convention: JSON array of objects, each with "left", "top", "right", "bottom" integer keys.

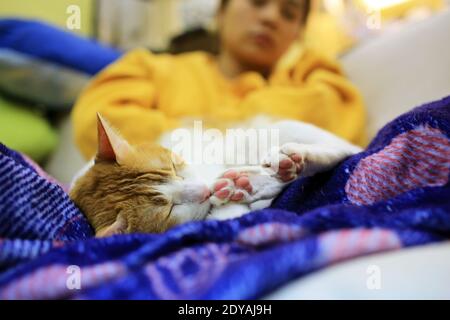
[{"left": 172, "top": 199, "right": 212, "bottom": 223}]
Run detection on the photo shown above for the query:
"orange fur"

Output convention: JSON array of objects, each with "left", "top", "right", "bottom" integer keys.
[{"left": 69, "top": 114, "right": 184, "bottom": 236}]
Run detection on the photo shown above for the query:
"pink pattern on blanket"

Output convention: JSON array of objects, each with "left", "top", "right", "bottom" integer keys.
[
  {"left": 145, "top": 243, "right": 233, "bottom": 299},
  {"left": 346, "top": 125, "right": 450, "bottom": 206},
  {"left": 236, "top": 223, "right": 306, "bottom": 247},
  {"left": 317, "top": 228, "right": 401, "bottom": 265},
  {"left": 0, "top": 262, "right": 126, "bottom": 300},
  {"left": 21, "top": 154, "right": 69, "bottom": 193}
]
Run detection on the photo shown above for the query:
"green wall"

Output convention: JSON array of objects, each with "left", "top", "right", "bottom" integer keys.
[{"left": 0, "top": 0, "right": 94, "bottom": 36}]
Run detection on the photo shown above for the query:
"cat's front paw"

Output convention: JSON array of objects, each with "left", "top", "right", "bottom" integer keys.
[
  {"left": 210, "top": 169, "right": 254, "bottom": 206},
  {"left": 263, "top": 144, "right": 304, "bottom": 182}
]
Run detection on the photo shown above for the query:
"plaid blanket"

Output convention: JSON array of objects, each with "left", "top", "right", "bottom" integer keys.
[{"left": 0, "top": 96, "right": 449, "bottom": 299}]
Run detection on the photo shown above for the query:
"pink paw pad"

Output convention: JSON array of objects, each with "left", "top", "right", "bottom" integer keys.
[
  {"left": 277, "top": 154, "right": 303, "bottom": 182},
  {"left": 212, "top": 170, "right": 253, "bottom": 203}
]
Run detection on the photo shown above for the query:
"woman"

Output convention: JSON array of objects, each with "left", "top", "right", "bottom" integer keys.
[{"left": 72, "top": 0, "right": 367, "bottom": 159}]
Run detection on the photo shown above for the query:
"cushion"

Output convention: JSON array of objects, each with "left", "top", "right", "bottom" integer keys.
[
  {"left": 0, "top": 48, "right": 90, "bottom": 111},
  {"left": 0, "top": 95, "right": 58, "bottom": 163},
  {"left": 341, "top": 10, "right": 450, "bottom": 139}
]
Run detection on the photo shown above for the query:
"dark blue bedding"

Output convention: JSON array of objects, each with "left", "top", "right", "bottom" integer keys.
[{"left": 0, "top": 96, "right": 449, "bottom": 299}]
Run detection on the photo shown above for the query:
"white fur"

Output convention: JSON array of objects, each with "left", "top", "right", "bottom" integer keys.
[
  {"left": 159, "top": 117, "right": 362, "bottom": 221},
  {"left": 72, "top": 116, "right": 362, "bottom": 224}
]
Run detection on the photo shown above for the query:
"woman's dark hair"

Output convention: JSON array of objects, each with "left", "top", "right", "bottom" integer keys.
[{"left": 220, "top": 0, "right": 311, "bottom": 24}]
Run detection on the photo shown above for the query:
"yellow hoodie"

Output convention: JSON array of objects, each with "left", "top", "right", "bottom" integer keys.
[{"left": 72, "top": 48, "right": 367, "bottom": 159}]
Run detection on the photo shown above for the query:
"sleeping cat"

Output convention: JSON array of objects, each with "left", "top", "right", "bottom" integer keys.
[{"left": 69, "top": 114, "right": 361, "bottom": 237}]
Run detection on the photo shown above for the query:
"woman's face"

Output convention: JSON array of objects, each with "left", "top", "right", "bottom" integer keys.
[{"left": 218, "top": 0, "right": 306, "bottom": 71}]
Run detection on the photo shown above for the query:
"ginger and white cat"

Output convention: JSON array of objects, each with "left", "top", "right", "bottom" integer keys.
[{"left": 69, "top": 114, "right": 361, "bottom": 237}]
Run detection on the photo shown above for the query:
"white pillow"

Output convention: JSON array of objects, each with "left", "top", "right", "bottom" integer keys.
[
  {"left": 340, "top": 10, "right": 450, "bottom": 139},
  {"left": 265, "top": 241, "right": 450, "bottom": 300}
]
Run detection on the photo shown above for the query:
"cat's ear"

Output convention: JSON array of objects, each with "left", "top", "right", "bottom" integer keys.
[
  {"left": 96, "top": 113, "right": 132, "bottom": 164},
  {"left": 96, "top": 214, "right": 127, "bottom": 238}
]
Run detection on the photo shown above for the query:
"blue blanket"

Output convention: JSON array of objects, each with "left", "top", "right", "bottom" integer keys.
[
  {"left": 0, "top": 96, "right": 449, "bottom": 299},
  {"left": 0, "top": 19, "right": 122, "bottom": 75}
]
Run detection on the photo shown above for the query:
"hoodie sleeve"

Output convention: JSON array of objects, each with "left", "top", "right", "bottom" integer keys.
[{"left": 72, "top": 49, "right": 179, "bottom": 159}]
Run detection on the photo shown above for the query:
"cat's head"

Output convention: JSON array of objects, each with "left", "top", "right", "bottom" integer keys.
[{"left": 69, "top": 114, "right": 211, "bottom": 237}]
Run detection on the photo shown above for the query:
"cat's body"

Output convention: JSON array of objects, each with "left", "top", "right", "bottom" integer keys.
[{"left": 69, "top": 114, "right": 361, "bottom": 236}]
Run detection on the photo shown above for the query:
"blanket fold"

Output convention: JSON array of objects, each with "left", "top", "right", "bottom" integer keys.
[{"left": 0, "top": 95, "right": 449, "bottom": 299}]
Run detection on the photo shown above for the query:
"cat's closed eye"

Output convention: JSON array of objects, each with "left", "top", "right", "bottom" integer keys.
[{"left": 71, "top": 114, "right": 216, "bottom": 237}]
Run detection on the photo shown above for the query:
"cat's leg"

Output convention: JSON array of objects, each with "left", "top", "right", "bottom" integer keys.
[
  {"left": 263, "top": 142, "right": 358, "bottom": 180},
  {"left": 207, "top": 203, "right": 251, "bottom": 220},
  {"left": 210, "top": 141, "right": 359, "bottom": 207},
  {"left": 210, "top": 166, "right": 287, "bottom": 207}
]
